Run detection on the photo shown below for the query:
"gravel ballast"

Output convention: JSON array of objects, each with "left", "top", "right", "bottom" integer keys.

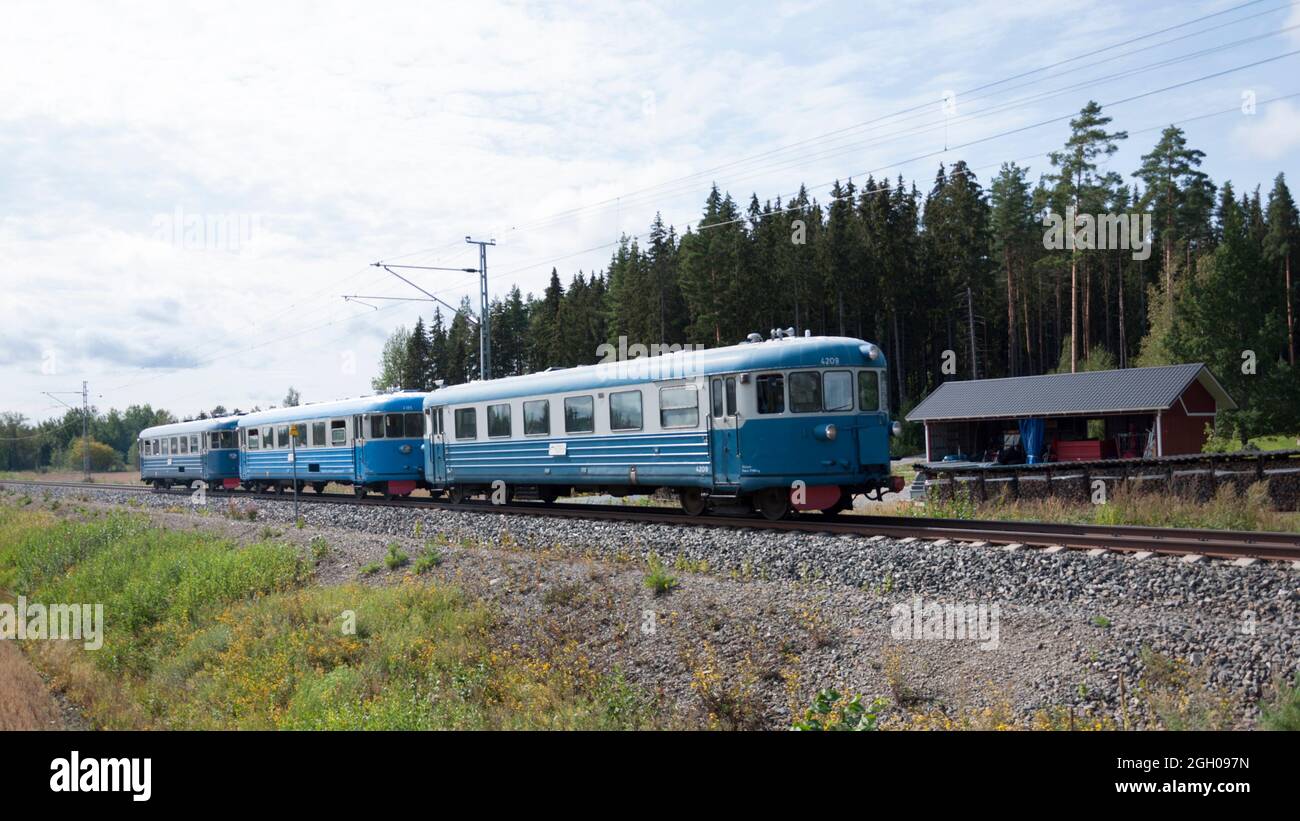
[{"left": 6, "top": 481, "right": 1296, "bottom": 729}]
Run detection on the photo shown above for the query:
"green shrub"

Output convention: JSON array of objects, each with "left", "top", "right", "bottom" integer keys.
[
  {"left": 384, "top": 543, "right": 409, "bottom": 571},
  {"left": 792, "top": 689, "right": 886, "bottom": 731},
  {"left": 643, "top": 554, "right": 677, "bottom": 597}
]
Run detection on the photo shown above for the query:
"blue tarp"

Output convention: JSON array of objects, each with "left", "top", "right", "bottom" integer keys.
[{"left": 1019, "top": 418, "right": 1045, "bottom": 464}]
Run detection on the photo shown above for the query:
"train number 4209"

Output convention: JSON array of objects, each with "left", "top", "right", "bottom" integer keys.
[{"left": 820, "top": 357, "right": 840, "bottom": 365}]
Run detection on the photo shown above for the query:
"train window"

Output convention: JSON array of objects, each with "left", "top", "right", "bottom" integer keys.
[
  {"left": 404, "top": 413, "right": 423, "bottom": 438},
  {"left": 711, "top": 379, "right": 724, "bottom": 418},
  {"left": 659, "top": 386, "right": 699, "bottom": 428},
  {"left": 222, "top": 431, "right": 236, "bottom": 449},
  {"left": 789, "top": 372, "right": 822, "bottom": 413},
  {"left": 523, "top": 400, "right": 549, "bottom": 435},
  {"left": 369, "top": 415, "right": 385, "bottom": 439},
  {"left": 191, "top": 434, "right": 200, "bottom": 453},
  {"left": 823, "top": 371, "right": 853, "bottom": 412},
  {"left": 726, "top": 377, "right": 737, "bottom": 416},
  {"left": 858, "top": 370, "right": 881, "bottom": 411},
  {"left": 292, "top": 425, "right": 307, "bottom": 448},
  {"left": 486, "top": 404, "right": 512, "bottom": 438},
  {"left": 247, "top": 429, "right": 259, "bottom": 450},
  {"left": 330, "top": 420, "right": 347, "bottom": 446},
  {"left": 756, "top": 374, "right": 785, "bottom": 414},
  {"left": 609, "top": 390, "right": 642, "bottom": 431},
  {"left": 455, "top": 408, "right": 477, "bottom": 440},
  {"left": 312, "top": 422, "right": 326, "bottom": 447},
  {"left": 276, "top": 426, "right": 289, "bottom": 449},
  {"left": 263, "top": 427, "right": 274, "bottom": 449},
  {"left": 564, "top": 396, "right": 594, "bottom": 434},
  {"left": 179, "top": 437, "right": 188, "bottom": 455},
  {"left": 385, "top": 414, "right": 404, "bottom": 439},
  {"left": 209, "top": 433, "right": 220, "bottom": 449}
]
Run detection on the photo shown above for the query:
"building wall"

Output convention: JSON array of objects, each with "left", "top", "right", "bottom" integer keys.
[{"left": 1160, "top": 381, "right": 1216, "bottom": 455}]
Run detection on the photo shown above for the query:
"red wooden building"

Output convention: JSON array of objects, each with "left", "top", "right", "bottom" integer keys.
[{"left": 906, "top": 363, "right": 1236, "bottom": 464}]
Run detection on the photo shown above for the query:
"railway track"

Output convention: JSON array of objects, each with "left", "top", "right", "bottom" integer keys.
[{"left": 6, "top": 478, "right": 1300, "bottom": 564}]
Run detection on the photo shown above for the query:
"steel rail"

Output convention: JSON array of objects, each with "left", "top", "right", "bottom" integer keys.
[{"left": 5, "top": 479, "right": 1299, "bottom": 563}]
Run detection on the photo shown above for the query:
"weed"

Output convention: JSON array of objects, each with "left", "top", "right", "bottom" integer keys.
[
  {"left": 384, "top": 543, "right": 409, "bottom": 571},
  {"left": 643, "top": 554, "right": 678, "bottom": 597},
  {"left": 792, "top": 689, "right": 886, "bottom": 731}
]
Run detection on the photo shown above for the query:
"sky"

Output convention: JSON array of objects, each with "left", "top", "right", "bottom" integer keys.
[{"left": 2, "top": 0, "right": 1298, "bottom": 422}]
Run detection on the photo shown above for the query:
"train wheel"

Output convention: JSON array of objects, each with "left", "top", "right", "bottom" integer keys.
[
  {"left": 755, "top": 488, "right": 790, "bottom": 521},
  {"left": 354, "top": 485, "right": 367, "bottom": 499},
  {"left": 537, "top": 486, "right": 561, "bottom": 505},
  {"left": 679, "top": 488, "right": 707, "bottom": 517},
  {"left": 312, "top": 482, "right": 327, "bottom": 494},
  {"left": 447, "top": 486, "right": 468, "bottom": 505}
]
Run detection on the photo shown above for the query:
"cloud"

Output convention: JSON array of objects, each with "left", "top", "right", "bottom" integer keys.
[
  {"left": 1232, "top": 100, "right": 1300, "bottom": 162},
  {"left": 0, "top": 0, "right": 1294, "bottom": 421}
]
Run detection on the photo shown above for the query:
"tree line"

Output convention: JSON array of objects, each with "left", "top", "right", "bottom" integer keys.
[{"left": 373, "top": 101, "right": 1300, "bottom": 441}]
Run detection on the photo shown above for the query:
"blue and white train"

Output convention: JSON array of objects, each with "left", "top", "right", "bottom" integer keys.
[
  {"left": 421, "top": 334, "right": 902, "bottom": 519},
  {"left": 138, "top": 416, "right": 241, "bottom": 489},
  {"left": 233, "top": 393, "right": 427, "bottom": 497}
]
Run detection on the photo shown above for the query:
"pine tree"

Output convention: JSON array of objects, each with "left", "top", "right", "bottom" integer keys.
[
  {"left": 1047, "top": 101, "right": 1127, "bottom": 372},
  {"left": 1264, "top": 173, "right": 1299, "bottom": 364}
]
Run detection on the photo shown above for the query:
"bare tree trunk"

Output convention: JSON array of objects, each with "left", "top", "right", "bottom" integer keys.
[
  {"left": 1118, "top": 260, "right": 1127, "bottom": 368},
  {"left": 1287, "top": 255, "right": 1295, "bottom": 365},
  {"left": 1006, "top": 246, "right": 1017, "bottom": 376},
  {"left": 1069, "top": 255, "right": 1077, "bottom": 372}
]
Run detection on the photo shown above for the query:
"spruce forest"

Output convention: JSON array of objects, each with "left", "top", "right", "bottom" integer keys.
[{"left": 373, "top": 101, "right": 1300, "bottom": 443}]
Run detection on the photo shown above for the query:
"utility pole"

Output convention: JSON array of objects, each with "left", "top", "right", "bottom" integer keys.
[
  {"left": 466, "top": 236, "right": 495, "bottom": 381},
  {"left": 43, "top": 382, "right": 92, "bottom": 482},
  {"left": 360, "top": 238, "right": 497, "bottom": 384},
  {"left": 81, "top": 381, "right": 90, "bottom": 481}
]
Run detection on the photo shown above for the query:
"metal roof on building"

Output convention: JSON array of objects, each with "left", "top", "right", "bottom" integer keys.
[{"left": 905, "top": 363, "right": 1236, "bottom": 422}]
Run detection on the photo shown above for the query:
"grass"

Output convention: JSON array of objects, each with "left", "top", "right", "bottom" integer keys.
[
  {"left": 383, "top": 542, "right": 409, "bottom": 571},
  {"left": 643, "top": 554, "right": 678, "bottom": 597},
  {"left": 1260, "top": 673, "right": 1300, "bottom": 730},
  {"left": 0, "top": 502, "right": 664, "bottom": 730},
  {"left": 916, "top": 481, "right": 1300, "bottom": 533},
  {"left": 413, "top": 542, "right": 443, "bottom": 575}
]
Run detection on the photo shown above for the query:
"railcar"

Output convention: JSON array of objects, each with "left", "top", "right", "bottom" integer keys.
[
  {"left": 138, "top": 417, "right": 241, "bottom": 489},
  {"left": 422, "top": 334, "right": 903, "bottom": 519},
  {"left": 235, "top": 393, "right": 427, "bottom": 497}
]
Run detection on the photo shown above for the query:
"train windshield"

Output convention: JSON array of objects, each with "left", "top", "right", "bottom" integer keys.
[{"left": 858, "top": 370, "right": 881, "bottom": 411}]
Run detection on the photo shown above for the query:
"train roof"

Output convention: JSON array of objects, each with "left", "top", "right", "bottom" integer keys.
[
  {"left": 425, "top": 335, "right": 885, "bottom": 406},
  {"left": 235, "top": 393, "right": 426, "bottom": 427},
  {"left": 140, "top": 416, "right": 241, "bottom": 438}
]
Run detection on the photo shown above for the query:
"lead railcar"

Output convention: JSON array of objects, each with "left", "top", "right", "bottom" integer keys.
[{"left": 422, "top": 334, "right": 903, "bottom": 519}]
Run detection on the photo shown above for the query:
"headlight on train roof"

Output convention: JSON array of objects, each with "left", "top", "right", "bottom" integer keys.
[{"left": 860, "top": 343, "right": 880, "bottom": 360}]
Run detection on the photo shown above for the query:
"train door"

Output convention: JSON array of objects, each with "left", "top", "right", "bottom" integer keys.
[
  {"left": 429, "top": 406, "right": 448, "bottom": 485},
  {"left": 710, "top": 376, "right": 740, "bottom": 485},
  {"left": 855, "top": 369, "right": 888, "bottom": 467}
]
